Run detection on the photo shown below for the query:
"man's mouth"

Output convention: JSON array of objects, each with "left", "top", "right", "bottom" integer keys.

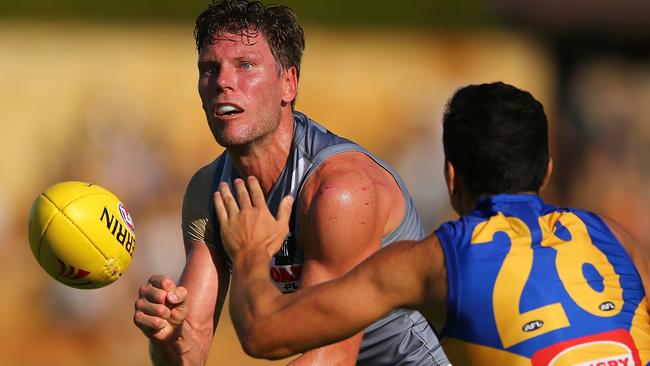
[{"left": 215, "top": 103, "right": 244, "bottom": 117}]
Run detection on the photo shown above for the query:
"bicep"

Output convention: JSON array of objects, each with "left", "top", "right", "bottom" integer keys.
[
  {"left": 321, "top": 240, "right": 433, "bottom": 323},
  {"left": 358, "top": 237, "right": 446, "bottom": 316},
  {"left": 263, "top": 239, "right": 437, "bottom": 355},
  {"left": 298, "top": 172, "right": 391, "bottom": 284},
  {"left": 181, "top": 164, "right": 230, "bottom": 331},
  {"left": 288, "top": 165, "right": 395, "bottom": 363}
]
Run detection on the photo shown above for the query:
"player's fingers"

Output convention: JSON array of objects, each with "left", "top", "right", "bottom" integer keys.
[
  {"left": 140, "top": 283, "right": 170, "bottom": 304},
  {"left": 218, "top": 181, "right": 240, "bottom": 217},
  {"left": 276, "top": 195, "right": 294, "bottom": 226},
  {"left": 214, "top": 191, "right": 228, "bottom": 224},
  {"left": 134, "top": 313, "right": 176, "bottom": 343},
  {"left": 135, "top": 298, "right": 171, "bottom": 319},
  {"left": 234, "top": 178, "right": 252, "bottom": 209},
  {"left": 148, "top": 275, "right": 176, "bottom": 292},
  {"left": 246, "top": 176, "right": 266, "bottom": 208},
  {"left": 167, "top": 285, "right": 188, "bottom": 305},
  {"left": 133, "top": 310, "right": 168, "bottom": 334},
  {"left": 167, "top": 288, "right": 189, "bottom": 327}
]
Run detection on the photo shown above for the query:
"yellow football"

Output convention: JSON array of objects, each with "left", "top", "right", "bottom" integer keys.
[{"left": 28, "top": 181, "right": 136, "bottom": 289}]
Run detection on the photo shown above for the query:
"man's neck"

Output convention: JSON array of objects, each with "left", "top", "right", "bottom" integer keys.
[
  {"left": 228, "top": 110, "right": 295, "bottom": 194},
  {"left": 460, "top": 191, "right": 541, "bottom": 215}
]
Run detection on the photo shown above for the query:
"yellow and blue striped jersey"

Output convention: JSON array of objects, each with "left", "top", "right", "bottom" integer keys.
[{"left": 435, "top": 194, "right": 650, "bottom": 366}]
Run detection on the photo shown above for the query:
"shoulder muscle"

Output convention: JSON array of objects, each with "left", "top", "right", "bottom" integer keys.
[{"left": 298, "top": 152, "right": 402, "bottom": 263}]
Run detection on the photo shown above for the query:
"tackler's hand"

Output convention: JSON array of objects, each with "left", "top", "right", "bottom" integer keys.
[{"left": 214, "top": 176, "right": 293, "bottom": 261}]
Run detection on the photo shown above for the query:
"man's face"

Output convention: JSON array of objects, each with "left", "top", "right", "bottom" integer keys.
[{"left": 198, "top": 31, "right": 287, "bottom": 148}]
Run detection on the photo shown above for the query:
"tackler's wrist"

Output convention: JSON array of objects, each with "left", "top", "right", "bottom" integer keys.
[{"left": 232, "top": 249, "right": 273, "bottom": 276}]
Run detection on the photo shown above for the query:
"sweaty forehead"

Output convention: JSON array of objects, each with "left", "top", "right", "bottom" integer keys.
[{"left": 199, "top": 31, "right": 271, "bottom": 58}]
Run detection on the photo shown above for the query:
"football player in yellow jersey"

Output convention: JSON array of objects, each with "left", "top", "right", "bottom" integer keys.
[{"left": 215, "top": 82, "right": 650, "bottom": 365}]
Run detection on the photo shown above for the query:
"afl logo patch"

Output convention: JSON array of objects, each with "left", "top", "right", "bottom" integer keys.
[
  {"left": 118, "top": 202, "right": 135, "bottom": 234},
  {"left": 523, "top": 320, "right": 544, "bottom": 332},
  {"left": 599, "top": 301, "right": 616, "bottom": 312}
]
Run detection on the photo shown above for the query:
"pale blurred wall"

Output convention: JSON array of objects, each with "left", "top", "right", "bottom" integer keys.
[{"left": 1, "top": 20, "right": 552, "bottom": 366}]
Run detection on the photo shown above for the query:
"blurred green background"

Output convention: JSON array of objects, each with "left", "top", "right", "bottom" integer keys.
[{"left": 1, "top": 0, "right": 649, "bottom": 365}]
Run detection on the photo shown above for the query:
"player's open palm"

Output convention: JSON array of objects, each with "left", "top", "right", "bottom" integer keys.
[{"left": 214, "top": 176, "right": 293, "bottom": 260}]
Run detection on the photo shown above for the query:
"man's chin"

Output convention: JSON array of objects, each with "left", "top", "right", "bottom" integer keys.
[
  {"left": 209, "top": 125, "right": 246, "bottom": 146},
  {"left": 209, "top": 122, "right": 274, "bottom": 150},
  {"left": 212, "top": 132, "right": 253, "bottom": 149}
]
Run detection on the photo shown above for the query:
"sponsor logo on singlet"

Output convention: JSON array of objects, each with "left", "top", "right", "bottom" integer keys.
[
  {"left": 270, "top": 263, "right": 303, "bottom": 293},
  {"left": 531, "top": 329, "right": 641, "bottom": 366},
  {"left": 270, "top": 232, "right": 304, "bottom": 293}
]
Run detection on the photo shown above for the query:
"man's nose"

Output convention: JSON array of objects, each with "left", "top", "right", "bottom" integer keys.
[{"left": 216, "top": 64, "right": 236, "bottom": 91}]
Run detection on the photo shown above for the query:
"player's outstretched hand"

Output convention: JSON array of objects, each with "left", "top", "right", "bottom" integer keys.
[
  {"left": 133, "top": 274, "right": 188, "bottom": 343},
  {"left": 214, "top": 176, "right": 293, "bottom": 261}
]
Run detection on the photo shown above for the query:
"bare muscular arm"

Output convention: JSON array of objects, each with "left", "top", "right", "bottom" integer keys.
[
  {"left": 139, "top": 239, "right": 230, "bottom": 366},
  {"left": 216, "top": 176, "right": 448, "bottom": 360},
  {"left": 135, "top": 163, "right": 231, "bottom": 365},
  {"left": 281, "top": 154, "right": 398, "bottom": 365}
]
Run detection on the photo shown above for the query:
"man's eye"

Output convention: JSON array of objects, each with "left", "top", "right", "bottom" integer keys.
[
  {"left": 241, "top": 62, "right": 254, "bottom": 69},
  {"left": 200, "top": 65, "right": 218, "bottom": 75}
]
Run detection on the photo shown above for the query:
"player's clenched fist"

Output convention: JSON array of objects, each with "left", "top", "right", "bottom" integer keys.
[
  {"left": 133, "top": 274, "right": 188, "bottom": 343},
  {"left": 214, "top": 176, "right": 293, "bottom": 260}
]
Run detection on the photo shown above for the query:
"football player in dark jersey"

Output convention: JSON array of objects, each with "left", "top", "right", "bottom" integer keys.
[{"left": 132, "top": 1, "right": 447, "bottom": 365}]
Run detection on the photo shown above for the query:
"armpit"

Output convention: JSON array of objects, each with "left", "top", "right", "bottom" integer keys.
[
  {"left": 181, "top": 159, "right": 220, "bottom": 248},
  {"left": 183, "top": 217, "right": 209, "bottom": 244}
]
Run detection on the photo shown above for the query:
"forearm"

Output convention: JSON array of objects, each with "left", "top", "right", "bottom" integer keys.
[
  {"left": 149, "top": 321, "right": 212, "bottom": 366},
  {"left": 229, "top": 251, "right": 288, "bottom": 358},
  {"left": 229, "top": 252, "right": 384, "bottom": 360}
]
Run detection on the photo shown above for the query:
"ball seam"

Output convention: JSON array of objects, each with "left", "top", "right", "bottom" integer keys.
[
  {"left": 36, "top": 196, "right": 62, "bottom": 264},
  {"left": 41, "top": 192, "right": 110, "bottom": 261}
]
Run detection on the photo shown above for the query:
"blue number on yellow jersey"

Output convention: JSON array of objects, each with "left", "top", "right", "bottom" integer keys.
[{"left": 435, "top": 194, "right": 650, "bottom": 366}]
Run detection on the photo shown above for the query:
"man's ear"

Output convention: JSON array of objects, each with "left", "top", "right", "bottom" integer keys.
[
  {"left": 446, "top": 160, "right": 467, "bottom": 215},
  {"left": 540, "top": 158, "right": 553, "bottom": 191},
  {"left": 445, "top": 161, "right": 456, "bottom": 195},
  {"left": 281, "top": 66, "right": 298, "bottom": 106}
]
